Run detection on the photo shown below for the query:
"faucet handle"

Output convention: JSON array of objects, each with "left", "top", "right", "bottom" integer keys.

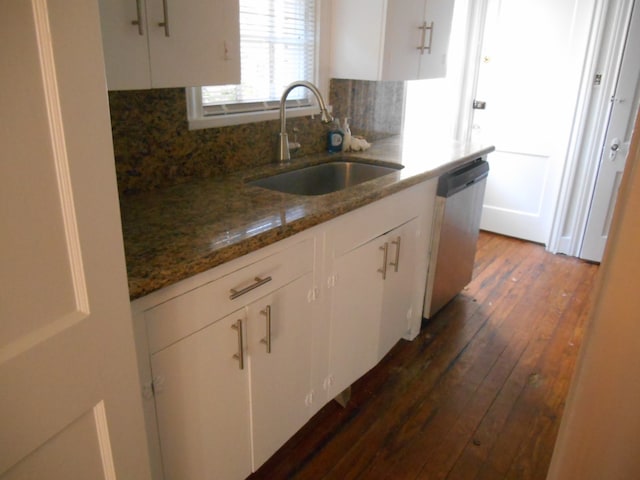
[
  {"left": 288, "top": 141, "right": 301, "bottom": 153},
  {"left": 289, "top": 127, "right": 301, "bottom": 154},
  {"left": 320, "top": 108, "right": 333, "bottom": 123}
]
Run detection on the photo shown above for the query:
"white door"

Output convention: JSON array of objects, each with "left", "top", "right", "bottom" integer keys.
[
  {"left": 473, "top": 0, "right": 596, "bottom": 244},
  {"left": 580, "top": 1, "right": 640, "bottom": 262},
  {"left": 0, "top": 1, "right": 151, "bottom": 478}
]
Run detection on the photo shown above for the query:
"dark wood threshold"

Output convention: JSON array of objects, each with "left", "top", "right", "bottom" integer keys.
[{"left": 249, "top": 232, "right": 598, "bottom": 480}]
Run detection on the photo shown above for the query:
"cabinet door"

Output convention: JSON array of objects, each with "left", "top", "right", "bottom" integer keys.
[
  {"left": 98, "top": 0, "right": 152, "bottom": 90},
  {"left": 380, "top": 0, "right": 426, "bottom": 80},
  {"left": 150, "top": 310, "right": 251, "bottom": 480},
  {"left": 331, "top": 0, "right": 454, "bottom": 81},
  {"left": 328, "top": 237, "right": 385, "bottom": 397},
  {"left": 330, "top": 0, "right": 387, "bottom": 80},
  {"left": 247, "top": 273, "right": 314, "bottom": 470},
  {"left": 417, "top": 0, "right": 455, "bottom": 79},
  {"left": 382, "top": 0, "right": 455, "bottom": 80},
  {"left": 146, "top": 0, "right": 240, "bottom": 88},
  {"left": 98, "top": 0, "right": 240, "bottom": 90},
  {"left": 378, "top": 218, "right": 419, "bottom": 360}
]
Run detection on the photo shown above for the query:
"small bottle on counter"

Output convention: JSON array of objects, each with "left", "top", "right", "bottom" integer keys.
[
  {"left": 341, "top": 118, "right": 352, "bottom": 152},
  {"left": 327, "top": 118, "right": 344, "bottom": 153}
]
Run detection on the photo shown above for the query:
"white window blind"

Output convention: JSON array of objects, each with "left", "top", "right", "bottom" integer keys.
[{"left": 201, "top": 0, "right": 317, "bottom": 117}]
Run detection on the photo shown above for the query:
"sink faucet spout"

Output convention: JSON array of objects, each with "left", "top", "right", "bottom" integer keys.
[{"left": 279, "top": 80, "right": 333, "bottom": 163}]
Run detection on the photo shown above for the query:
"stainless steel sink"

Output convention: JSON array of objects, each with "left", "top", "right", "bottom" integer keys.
[{"left": 247, "top": 160, "right": 403, "bottom": 196}]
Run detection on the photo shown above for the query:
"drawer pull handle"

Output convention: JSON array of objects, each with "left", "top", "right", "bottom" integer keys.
[
  {"left": 158, "top": 0, "right": 170, "bottom": 37},
  {"left": 378, "top": 243, "right": 389, "bottom": 280},
  {"left": 231, "top": 319, "right": 244, "bottom": 370},
  {"left": 131, "top": 0, "right": 144, "bottom": 35},
  {"left": 229, "top": 276, "right": 272, "bottom": 300},
  {"left": 260, "top": 305, "right": 272, "bottom": 353},
  {"left": 417, "top": 21, "right": 434, "bottom": 55},
  {"left": 390, "top": 236, "right": 401, "bottom": 272}
]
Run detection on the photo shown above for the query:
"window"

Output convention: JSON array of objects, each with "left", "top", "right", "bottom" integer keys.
[{"left": 188, "top": 0, "right": 317, "bottom": 129}]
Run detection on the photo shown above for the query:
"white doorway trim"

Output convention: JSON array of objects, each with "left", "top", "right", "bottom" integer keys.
[
  {"left": 453, "top": 0, "right": 489, "bottom": 144},
  {"left": 549, "top": 0, "right": 636, "bottom": 256}
]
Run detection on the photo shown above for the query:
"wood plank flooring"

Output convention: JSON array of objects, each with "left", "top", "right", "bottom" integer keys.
[{"left": 248, "top": 232, "right": 599, "bottom": 480}]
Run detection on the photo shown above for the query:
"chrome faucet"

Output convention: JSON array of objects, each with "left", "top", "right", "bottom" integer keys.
[{"left": 278, "top": 80, "right": 333, "bottom": 163}]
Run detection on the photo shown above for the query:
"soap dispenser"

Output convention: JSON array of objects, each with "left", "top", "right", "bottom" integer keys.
[{"left": 327, "top": 118, "right": 344, "bottom": 153}]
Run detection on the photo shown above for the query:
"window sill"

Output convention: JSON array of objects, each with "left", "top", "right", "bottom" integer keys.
[{"left": 187, "top": 104, "right": 331, "bottom": 131}]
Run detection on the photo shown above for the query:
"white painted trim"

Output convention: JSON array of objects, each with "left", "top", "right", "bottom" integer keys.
[
  {"left": 187, "top": 95, "right": 327, "bottom": 130},
  {"left": 0, "top": 311, "right": 87, "bottom": 364},
  {"left": 32, "top": 0, "right": 89, "bottom": 313},
  {"left": 548, "top": 0, "right": 607, "bottom": 254},
  {"left": 453, "top": 0, "right": 489, "bottom": 144},
  {"left": 187, "top": 0, "right": 332, "bottom": 132},
  {"left": 549, "top": 0, "right": 636, "bottom": 255},
  {"left": 94, "top": 401, "right": 117, "bottom": 480}
]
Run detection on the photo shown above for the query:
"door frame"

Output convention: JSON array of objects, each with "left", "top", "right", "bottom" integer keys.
[
  {"left": 453, "top": 0, "right": 489, "bottom": 144},
  {"left": 549, "top": 0, "right": 636, "bottom": 256},
  {"left": 455, "top": 0, "right": 607, "bottom": 249}
]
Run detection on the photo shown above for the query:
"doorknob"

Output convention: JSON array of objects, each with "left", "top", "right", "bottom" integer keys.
[
  {"left": 609, "top": 137, "right": 620, "bottom": 160},
  {"left": 473, "top": 100, "right": 487, "bottom": 110}
]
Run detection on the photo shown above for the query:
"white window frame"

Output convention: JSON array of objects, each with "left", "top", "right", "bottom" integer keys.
[{"left": 187, "top": 0, "right": 327, "bottom": 131}]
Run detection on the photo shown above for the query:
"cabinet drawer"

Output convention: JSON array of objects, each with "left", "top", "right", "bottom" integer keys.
[
  {"left": 328, "top": 183, "right": 429, "bottom": 258},
  {"left": 146, "top": 238, "right": 314, "bottom": 353}
]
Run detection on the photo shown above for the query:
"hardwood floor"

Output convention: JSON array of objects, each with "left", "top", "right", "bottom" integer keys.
[{"left": 248, "top": 232, "right": 599, "bottom": 480}]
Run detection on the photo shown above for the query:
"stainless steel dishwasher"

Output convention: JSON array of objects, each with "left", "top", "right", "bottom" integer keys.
[{"left": 423, "top": 157, "right": 490, "bottom": 318}]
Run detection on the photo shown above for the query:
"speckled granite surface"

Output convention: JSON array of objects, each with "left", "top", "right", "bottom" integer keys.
[
  {"left": 121, "top": 136, "right": 494, "bottom": 300},
  {"left": 329, "top": 79, "right": 404, "bottom": 141},
  {"left": 109, "top": 79, "right": 405, "bottom": 195}
]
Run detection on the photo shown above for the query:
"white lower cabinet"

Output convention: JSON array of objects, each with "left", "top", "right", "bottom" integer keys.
[
  {"left": 132, "top": 179, "right": 437, "bottom": 479},
  {"left": 328, "top": 235, "right": 386, "bottom": 397},
  {"left": 150, "top": 272, "right": 314, "bottom": 479},
  {"left": 378, "top": 217, "right": 420, "bottom": 361},
  {"left": 140, "top": 237, "right": 316, "bottom": 479},
  {"left": 327, "top": 216, "right": 421, "bottom": 398},
  {"left": 246, "top": 272, "right": 314, "bottom": 469},
  {"left": 151, "top": 309, "right": 252, "bottom": 480}
]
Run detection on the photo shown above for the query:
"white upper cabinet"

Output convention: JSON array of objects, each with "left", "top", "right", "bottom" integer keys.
[
  {"left": 330, "top": 0, "right": 455, "bottom": 81},
  {"left": 98, "top": 0, "right": 241, "bottom": 90}
]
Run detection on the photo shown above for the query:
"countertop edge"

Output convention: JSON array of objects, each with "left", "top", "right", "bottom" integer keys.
[{"left": 124, "top": 143, "right": 495, "bottom": 301}]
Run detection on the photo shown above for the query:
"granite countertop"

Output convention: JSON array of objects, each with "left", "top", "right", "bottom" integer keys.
[{"left": 120, "top": 136, "right": 495, "bottom": 300}]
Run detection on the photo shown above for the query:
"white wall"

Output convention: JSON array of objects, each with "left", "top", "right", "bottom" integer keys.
[{"left": 547, "top": 108, "right": 640, "bottom": 479}]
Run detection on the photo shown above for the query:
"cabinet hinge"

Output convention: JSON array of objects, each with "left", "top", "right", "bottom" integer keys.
[
  {"left": 327, "top": 274, "right": 337, "bottom": 288},
  {"left": 323, "top": 375, "right": 334, "bottom": 391},
  {"left": 142, "top": 382, "right": 154, "bottom": 399},
  {"left": 307, "top": 287, "right": 319, "bottom": 303},
  {"left": 144, "top": 375, "right": 164, "bottom": 399},
  {"left": 305, "top": 390, "right": 315, "bottom": 407}
]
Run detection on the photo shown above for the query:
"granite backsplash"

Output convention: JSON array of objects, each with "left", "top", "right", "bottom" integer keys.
[{"left": 109, "top": 79, "right": 405, "bottom": 195}]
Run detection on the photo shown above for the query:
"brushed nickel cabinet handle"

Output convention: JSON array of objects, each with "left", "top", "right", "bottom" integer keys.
[
  {"left": 417, "top": 21, "right": 434, "bottom": 54},
  {"left": 158, "top": 0, "right": 170, "bottom": 37},
  {"left": 231, "top": 319, "right": 244, "bottom": 370},
  {"left": 390, "top": 236, "right": 401, "bottom": 272},
  {"left": 378, "top": 242, "right": 389, "bottom": 280},
  {"left": 229, "top": 276, "right": 272, "bottom": 300},
  {"left": 131, "top": 0, "right": 144, "bottom": 35},
  {"left": 260, "top": 305, "right": 272, "bottom": 353}
]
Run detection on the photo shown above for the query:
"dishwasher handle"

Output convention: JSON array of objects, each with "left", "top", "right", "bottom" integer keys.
[{"left": 437, "top": 158, "right": 489, "bottom": 197}]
